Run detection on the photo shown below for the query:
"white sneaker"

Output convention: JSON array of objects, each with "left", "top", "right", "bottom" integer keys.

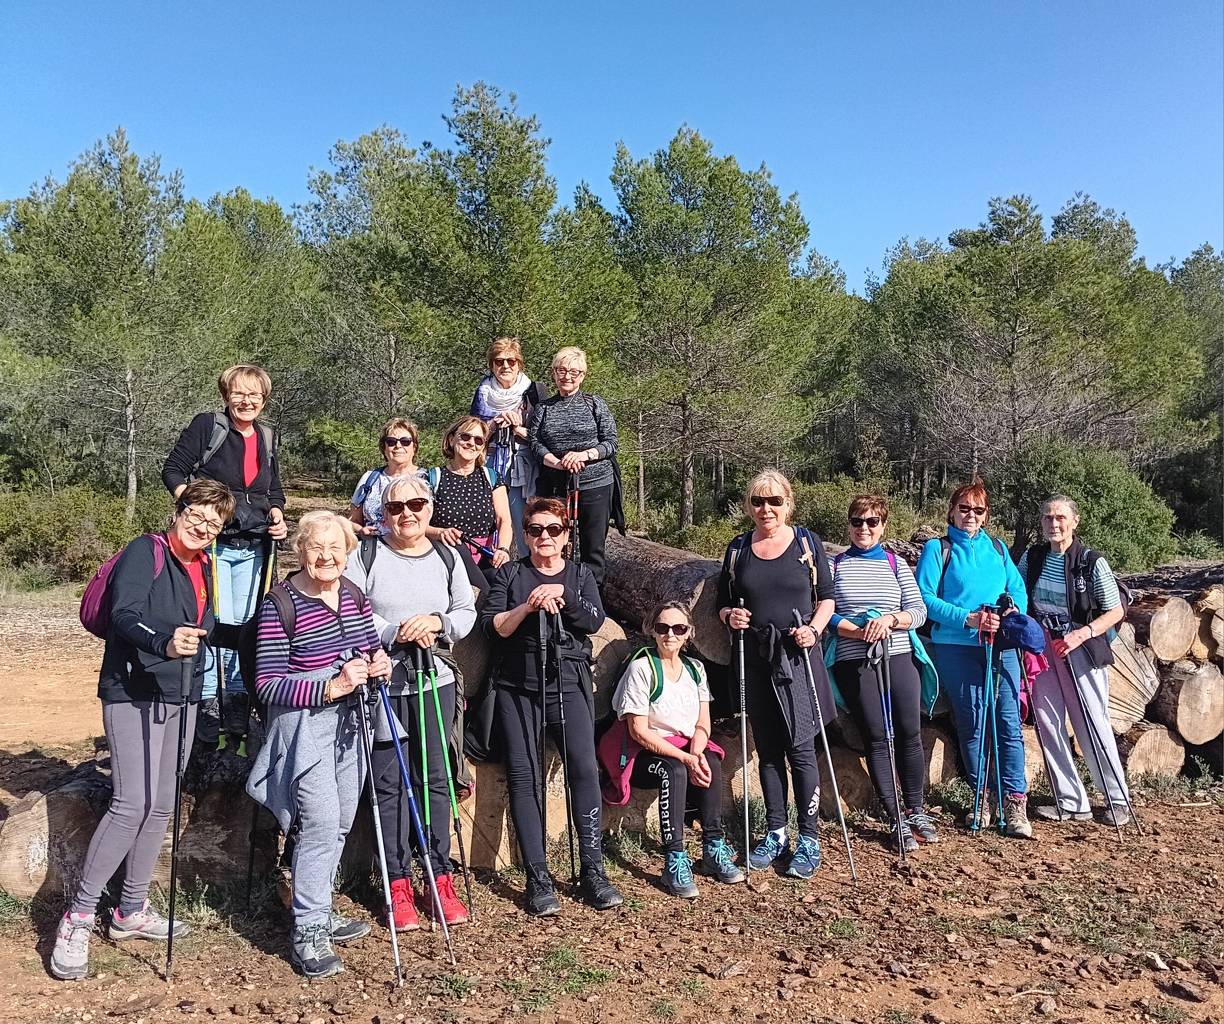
[
  {"left": 50, "top": 912, "right": 94, "bottom": 980},
  {"left": 109, "top": 901, "right": 189, "bottom": 942}
]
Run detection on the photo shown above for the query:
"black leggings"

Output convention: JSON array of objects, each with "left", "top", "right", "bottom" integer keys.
[
  {"left": 630, "top": 749, "right": 726, "bottom": 852},
  {"left": 495, "top": 684, "right": 604, "bottom": 868},
  {"left": 371, "top": 688, "right": 454, "bottom": 877},
  {"left": 746, "top": 656, "right": 821, "bottom": 838},
  {"left": 833, "top": 655, "right": 926, "bottom": 820}
]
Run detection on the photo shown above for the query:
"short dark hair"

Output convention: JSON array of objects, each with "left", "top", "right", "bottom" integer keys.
[
  {"left": 177, "top": 479, "right": 236, "bottom": 523},
  {"left": 523, "top": 495, "right": 568, "bottom": 529},
  {"left": 947, "top": 480, "right": 990, "bottom": 525},
  {"left": 848, "top": 494, "right": 889, "bottom": 522}
]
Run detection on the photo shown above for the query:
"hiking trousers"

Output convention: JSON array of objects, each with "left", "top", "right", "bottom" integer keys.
[
  {"left": 202, "top": 541, "right": 266, "bottom": 699},
  {"left": 630, "top": 749, "right": 726, "bottom": 853}
]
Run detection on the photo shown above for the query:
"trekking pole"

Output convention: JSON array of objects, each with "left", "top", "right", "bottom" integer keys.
[
  {"left": 421, "top": 644, "right": 477, "bottom": 921},
  {"left": 1022, "top": 660, "right": 1062, "bottom": 821},
  {"left": 566, "top": 473, "right": 581, "bottom": 563},
  {"left": 970, "top": 613, "right": 993, "bottom": 835},
  {"left": 985, "top": 641, "right": 1007, "bottom": 834},
  {"left": 209, "top": 540, "right": 227, "bottom": 749},
  {"left": 536, "top": 611, "right": 550, "bottom": 865},
  {"left": 460, "top": 534, "right": 497, "bottom": 560},
  {"left": 412, "top": 648, "right": 437, "bottom": 929},
  {"left": 376, "top": 680, "right": 456, "bottom": 965},
  {"left": 355, "top": 684, "right": 404, "bottom": 985},
  {"left": 868, "top": 638, "right": 907, "bottom": 866},
  {"left": 165, "top": 629, "right": 194, "bottom": 980},
  {"left": 245, "top": 540, "right": 279, "bottom": 908},
  {"left": 550, "top": 611, "right": 579, "bottom": 883},
  {"left": 733, "top": 598, "right": 752, "bottom": 877},
  {"left": 791, "top": 611, "right": 857, "bottom": 883}
]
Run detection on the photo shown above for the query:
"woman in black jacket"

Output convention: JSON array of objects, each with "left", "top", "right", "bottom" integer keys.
[
  {"left": 481, "top": 496, "right": 622, "bottom": 918},
  {"left": 51, "top": 480, "right": 237, "bottom": 981},
  {"left": 162, "top": 364, "right": 287, "bottom": 748}
]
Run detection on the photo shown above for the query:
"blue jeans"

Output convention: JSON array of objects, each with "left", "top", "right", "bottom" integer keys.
[
  {"left": 202, "top": 542, "right": 266, "bottom": 699},
  {"left": 931, "top": 644, "right": 1027, "bottom": 796}
]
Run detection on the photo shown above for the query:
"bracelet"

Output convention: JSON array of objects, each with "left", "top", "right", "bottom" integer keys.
[
  {"left": 497, "top": 545, "right": 511, "bottom": 554},
  {"left": 1086, "top": 623, "right": 1096, "bottom": 638}
]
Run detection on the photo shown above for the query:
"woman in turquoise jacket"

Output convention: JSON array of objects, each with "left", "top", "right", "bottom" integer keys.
[{"left": 915, "top": 482, "right": 1033, "bottom": 839}]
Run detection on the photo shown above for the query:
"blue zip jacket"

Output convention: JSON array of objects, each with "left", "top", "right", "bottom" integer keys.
[{"left": 915, "top": 526, "right": 1028, "bottom": 646}]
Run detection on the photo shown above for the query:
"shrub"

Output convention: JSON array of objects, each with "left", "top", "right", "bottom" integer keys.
[
  {"left": 1175, "top": 531, "right": 1224, "bottom": 562},
  {"left": 792, "top": 475, "right": 930, "bottom": 545}
]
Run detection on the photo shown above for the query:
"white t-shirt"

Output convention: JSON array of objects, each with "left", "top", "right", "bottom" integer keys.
[{"left": 612, "top": 655, "right": 712, "bottom": 739}]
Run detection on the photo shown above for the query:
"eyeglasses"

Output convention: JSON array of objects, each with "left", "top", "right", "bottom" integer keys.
[
  {"left": 181, "top": 507, "right": 224, "bottom": 534},
  {"left": 493, "top": 357, "right": 519, "bottom": 367},
  {"left": 750, "top": 495, "right": 785, "bottom": 508},
  {"left": 553, "top": 367, "right": 585, "bottom": 379},
  {"left": 958, "top": 504, "right": 987, "bottom": 516},
  {"left": 385, "top": 498, "right": 430, "bottom": 516},
  {"left": 383, "top": 436, "right": 415, "bottom": 448},
  {"left": 653, "top": 622, "right": 690, "bottom": 637},
  {"left": 849, "top": 516, "right": 882, "bottom": 528},
  {"left": 229, "top": 391, "right": 265, "bottom": 404},
  {"left": 456, "top": 432, "right": 486, "bottom": 446},
  {"left": 526, "top": 522, "right": 566, "bottom": 538}
]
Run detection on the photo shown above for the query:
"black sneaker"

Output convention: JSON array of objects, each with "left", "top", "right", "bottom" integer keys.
[
  {"left": 290, "top": 923, "right": 343, "bottom": 979},
  {"left": 524, "top": 863, "right": 561, "bottom": 918},
  {"left": 889, "top": 823, "right": 919, "bottom": 854},
  {"left": 328, "top": 912, "right": 371, "bottom": 945},
  {"left": 578, "top": 862, "right": 623, "bottom": 911}
]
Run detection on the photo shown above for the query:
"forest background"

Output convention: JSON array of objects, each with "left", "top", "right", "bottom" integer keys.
[{"left": 0, "top": 82, "right": 1220, "bottom": 585}]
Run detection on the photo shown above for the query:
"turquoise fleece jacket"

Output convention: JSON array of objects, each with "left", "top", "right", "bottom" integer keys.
[{"left": 914, "top": 526, "right": 1028, "bottom": 646}]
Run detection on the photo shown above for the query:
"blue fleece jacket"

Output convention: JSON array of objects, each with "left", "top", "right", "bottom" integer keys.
[{"left": 915, "top": 526, "right": 1028, "bottom": 646}]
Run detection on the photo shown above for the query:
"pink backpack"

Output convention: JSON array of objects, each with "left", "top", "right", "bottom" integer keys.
[{"left": 79, "top": 534, "right": 170, "bottom": 639}]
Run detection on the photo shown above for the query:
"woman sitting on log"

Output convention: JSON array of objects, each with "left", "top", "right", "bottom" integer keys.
[
  {"left": 601, "top": 601, "right": 744, "bottom": 898},
  {"left": 481, "top": 496, "right": 623, "bottom": 917},
  {"left": 916, "top": 482, "right": 1032, "bottom": 837},
  {"left": 343, "top": 476, "right": 476, "bottom": 930},
  {"left": 52, "top": 479, "right": 237, "bottom": 982},
  {"left": 828, "top": 495, "right": 934, "bottom": 853},
  {"left": 716, "top": 469, "right": 836, "bottom": 880},
  {"left": 347, "top": 417, "right": 428, "bottom": 538},
  {"left": 1017, "top": 495, "right": 1131, "bottom": 826},
  {"left": 245, "top": 511, "right": 391, "bottom": 979}
]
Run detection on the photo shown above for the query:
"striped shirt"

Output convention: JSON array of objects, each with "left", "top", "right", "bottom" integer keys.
[
  {"left": 254, "top": 580, "right": 380, "bottom": 708},
  {"left": 829, "top": 546, "right": 928, "bottom": 662},
  {"left": 1016, "top": 549, "right": 1121, "bottom": 619}
]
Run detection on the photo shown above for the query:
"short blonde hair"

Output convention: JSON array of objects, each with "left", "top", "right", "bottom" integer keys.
[
  {"left": 291, "top": 510, "right": 357, "bottom": 561},
  {"left": 384, "top": 475, "right": 432, "bottom": 506},
  {"left": 551, "top": 346, "right": 587, "bottom": 372},
  {"left": 642, "top": 600, "right": 695, "bottom": 644},
  {"left": 488, "top": 337, "right": 523, "bottom": 373},
  {"left": 744, "top": 468, "right": 794, "bottom": 522},
  {"left": 378, "top": 418, "right": 419, "bottom": 456},
  {"left": 218, "top": 364, "right": 272, "bottom": 402},
  {"left": 441, "top": 415, "right": 489, "bottom": 467}
]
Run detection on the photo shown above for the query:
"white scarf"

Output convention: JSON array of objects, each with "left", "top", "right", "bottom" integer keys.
[{"left": 475, "top": 372, "right": 533, "bottom": 417}]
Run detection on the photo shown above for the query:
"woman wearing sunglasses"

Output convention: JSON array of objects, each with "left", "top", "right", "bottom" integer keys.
[
  {"left": 605, "top": 602, "right": 744, "bottom": 898},
  {"left": 715, "top": 470, "right": 836, "bottom": 880},
  {"left": 348, "top": 418, "right": 428, "bottom": 538},
  {"left": 470, "top": 337, "right": 545, "bottom": 557},
  {"left": 426, "top": 415, "right": 514, "bottom": 574},
  {"left": 915, "top": 482, "right": 1033, "bottom": 838},
  {"left": 481, "top": 496, "right": 623, "bottom": 917},
  {"left": 343, "top": 476, "right": 476, "bottom": 931},
  {"left": 829, "top": 496, "right": 933, "bottom": 852}
]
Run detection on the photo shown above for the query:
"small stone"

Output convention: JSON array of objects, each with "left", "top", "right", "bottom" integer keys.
[
  {"left": 1036, "top": 998, "right": 1056, "bottom": 1015},
  {"left": 944, "top": 932, "right": 959, "bottom": 945},
  {"left": 995, "top": 938, "right": 1019, "bottom": 948},
  {"left": 724, "top": 925, "right": 742, "bottom": 935},
  {"left": 887, "top": 962, "right": 911, "bottom": 978},
  {"left": 777, "top": 989, "right": 794, "bottom": 1002},
  {"left": 917, "top": 986, "right": 943, "bottom": 1000},
  {"left": 779, "top": 949, "right": 802, "bottom": 964},
  {"left": 713, "top": 960, "right": 750, "bottom": 980},
  {"left": 1143, "top": 951, "right": 1170, "bottom": 971},
  {"left": 1169, "top": 956, "right": 1193, "bottom": 971},
  {"left": 229, "top": 1006, "right": 248, "bottom": 1018},
  {"left": 1034, "top": 937, "right": 1053, "bottom": 953},
  {"left": 1163, "top": 979, "right": 1207, "bottom": 1003},
  {"left": 922, "top": 1013, "right": 947, "bottom": 1024}
]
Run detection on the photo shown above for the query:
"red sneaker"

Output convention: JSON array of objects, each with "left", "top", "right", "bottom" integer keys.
[
  {"left": 421, "top": 873, "right": 469, "bottom": 926},
  {"left": 388, "top": 877, "right": 419, "bottom": 932}
]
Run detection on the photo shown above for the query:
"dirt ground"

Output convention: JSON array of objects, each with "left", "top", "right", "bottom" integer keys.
[{"left": 0, "top": 587, "right": 1221, "bottom": 1024}]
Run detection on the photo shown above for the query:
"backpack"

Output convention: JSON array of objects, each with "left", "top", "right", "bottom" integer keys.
[
  {"left": 426, "top": 465, "right": 499, "bottom": 492},
  {"left": 357, "top": 534, "right": 457, "bottom": 579},
  {"left": 79, "top": 533, "right": 171, "bottom": 639},
  {"left": 190, "top": 412, "right": 276, "bottom": 481},
  {"left": 726, "top": 525, "right": 825, "bottom": 606},
  {"left": 352, "top": 467, "right": 385, "bottom": 509}
]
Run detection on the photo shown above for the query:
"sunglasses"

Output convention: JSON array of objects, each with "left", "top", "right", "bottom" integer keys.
[
  {"left": 385, "top": 498, "right": 430, "bottom": 515},
  {"left": 493, "top": 357, "right": 519, "bottom": 367},
  {"left": 653, "top": 622, "right": 690, "bottom": 637},
  {"left": 849, "top": 516, "right": 882, "bottom": 528},
  {"left": 456, "top": 431, "right": 486, "bottom": 446},
  {"left": 958, "top": 504, "right": 987, "bottom": 516},
  {"left": 526, "top": 522, "right": 566, "bottom": 538},
  {"left": 383, "top": 436, "right": 415, "bottom": 448},
  {"left": 750, "top": 495, "right": 785, "bottom": 508}
]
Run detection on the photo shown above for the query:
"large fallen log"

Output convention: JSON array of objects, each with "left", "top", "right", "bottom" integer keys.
[
  {"left": 1128, "top": 595, "right": 1197, "bottom": 663},
  {"left": 1149, "top": 659, "right": 1224, "bottom": 746},
  {"left": 1107, "top": 623, "right": 1162, "bottom": 734},
  {"left": 1120, "top": 563, "right": 1224, "bottom": 600},
  {"left": 1116, "top": 722, "right": 1185, "bottom": 778}
]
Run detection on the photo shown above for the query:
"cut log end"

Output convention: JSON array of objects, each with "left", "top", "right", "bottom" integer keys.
[{"left": 1116, "top": 722, "right": 1185, "bottom": 778}]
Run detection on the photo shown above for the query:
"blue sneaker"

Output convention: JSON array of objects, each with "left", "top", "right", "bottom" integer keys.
[
  {"left": 784, "top": 834, "right": 822, "bottom": 879},
  {"left": 700, "top": 838, "right": 745, "bottom": 884},
  {"left": 660, "top": 851, "right": 699, "bottom": 899},
  {"left": 748, "top": 831, "right": 790, "bottom": 871}
]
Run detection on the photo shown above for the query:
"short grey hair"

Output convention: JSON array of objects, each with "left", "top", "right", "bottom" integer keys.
[
  {"left": 1041, "top": 494, "right": 1081, "bottom": 519},
  {"left": 291, "top": 510, "right": 358, "bottom": 561},
  {"left": 383, "top": 475, "right": 432, "bottom": 507}
]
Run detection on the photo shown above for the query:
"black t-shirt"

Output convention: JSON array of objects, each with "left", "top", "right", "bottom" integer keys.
[
  {"left": 431, "top": 467, "right": 504, "bottom": 537},
  {"left": 716, "top": 532, "right": 835, "bottom": 632}
]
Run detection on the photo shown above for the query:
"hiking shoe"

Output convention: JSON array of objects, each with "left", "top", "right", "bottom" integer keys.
[
  {"left": 421, "top": 874, "right": 469, "bottom": 926},
  {"left": 904, "top": 808, "right": 939, "bottom": 844},
  {"left": 1102, "top": 806, "right": 1131, "bottom": 827},
  {"left": 1033, "top": 805, "right": 1093, "bottom": 822},
  {"left": 50, "top": 912, "right": 93, "bottom": 981},
  {"left": 109, "top": 901, "right": 189, "bottom": 942},
  {"left": 1004, "top": 795, "right": 1035, "bottom": 840},
  {"left": 962, "top": 802, "right": 993, "bottom": 831},
  {"left": 290, "top": 922, "right": 342, "bottom": 979},
  {"left": 388, "top": 878, "right": 419, "bottom": 931},
  {"left": 890, "top": 824, "right": 920, "bottom": 854},
  {"left": 660, "top": 851, "right": 699, "bottom": 899},
  {"left": 784, "top": 834, "right": 822, "bottom": 879},
  {"left": 700, "top": 838, "right": 745, "bottom": 885},
  {"left": 748, "top": 831, "right": 790, "bottom": 870},
  {"left": 578, "top": 863, "right": 623, "bottom": 911},
  {"left": 328, "top": 911, "right": 370, "bottom": 944},
  {"left": 524, "top": 863, "right": 561, "bottom": 918}
]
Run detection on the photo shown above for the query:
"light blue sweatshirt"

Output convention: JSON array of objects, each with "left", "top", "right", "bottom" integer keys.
[{"left": 914, "top": 526, "right": 1028, "bottom": 646}]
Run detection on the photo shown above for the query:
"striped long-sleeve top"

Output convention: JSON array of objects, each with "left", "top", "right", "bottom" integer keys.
[
  {"left": 828, "top": 545, "right": 928, "bottom": 662},
  {"left": 254, "top": 578, "right": 381, "bottom": 708}
]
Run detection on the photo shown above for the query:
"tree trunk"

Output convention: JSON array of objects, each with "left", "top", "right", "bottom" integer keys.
[
  {"left": 818, "top": 744, "right": 875, "bottom": 817},
  {"left": 1116, "top": 722, "right": 1185, "bottom": 778},
  {"left": 679, "top": 396, "right": 695, "bottom": 530},
  {"left": 713, "top": 450, "right": 725, "bottom": 509},
  {"left": 1105, "top": 623, "right": 1161, "bottom": 734},
  {"left": 124, "top": 366, "right": 138, "bottom": 526},
  {"left": 1149, "top": 659, "right": 1224, "bottom": 746},
  {"left": 1128, "top": 594, "right": 1197, "bottom": 662},
  {"left": 636, "top": 412, "right": 646, "bottom": 528}
]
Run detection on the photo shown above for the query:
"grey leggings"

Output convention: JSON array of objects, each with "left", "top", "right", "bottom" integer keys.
[{"left": 72, "top": 699, "right": 197, "bottom": 916}]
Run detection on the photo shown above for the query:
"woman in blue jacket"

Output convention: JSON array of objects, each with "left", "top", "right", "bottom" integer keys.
[{"left": 915, "top": 482, "right": 1033, "bottom": 839}]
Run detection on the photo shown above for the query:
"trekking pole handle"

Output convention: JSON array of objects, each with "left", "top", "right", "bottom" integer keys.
[
  {"left": 421, "top": 643, "right": 436, "bottom": 675},
  {"left": 460, "top": 534, "right": 496, "bottom": 559}
]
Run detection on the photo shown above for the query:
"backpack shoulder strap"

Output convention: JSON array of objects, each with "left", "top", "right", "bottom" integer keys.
[
  {"left": 255, "top": 421, "right": 276, "bottom": 456},
  {"left": 267, "top": 583, "right": 296, "bottom": 639},
  {"left": 727, "top": 531, "right": 753, "bottom": 596},
  {"left": 360, "top": 536, "right": 379, "bottom": 576},
  {"left": 354, "top": 467, "right": 383, "bottom": 507},
  {"left": 338, "top": 575, "right": 368, "bottom": 613},
  {"left": 430, "top": 539, "right": 457, "bottom": 576},
  {"left": 935, "top": 536, "right": 953, "bottom": 599},
  {"left": 1024, "top": 542, "right": 1049, "bottom": 595},
  {"left": 483, "top": 466, "right": 500, "bottom": 488},
  {"left": 794, "top": 526, "right": 821, "bottom": 597},
  {"left": 885, "top": 550, "right": 899, "bottom": 577},
  {"left": 190, "top": 412, "right": 231, "bottom": 477},
  {"left": 681, "top": 654, "right": 703, "bottom": 687},
  {"left": 990, "top": 535, "right": 1006, "bottom": 560},
  {"left": 427, "top": 467, "right": 441, "bottom": 491}
]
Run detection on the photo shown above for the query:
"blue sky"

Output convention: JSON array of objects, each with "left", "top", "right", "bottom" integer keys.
[{"left": 2, "top": 2, "right": 1220, "bottom": 291}]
